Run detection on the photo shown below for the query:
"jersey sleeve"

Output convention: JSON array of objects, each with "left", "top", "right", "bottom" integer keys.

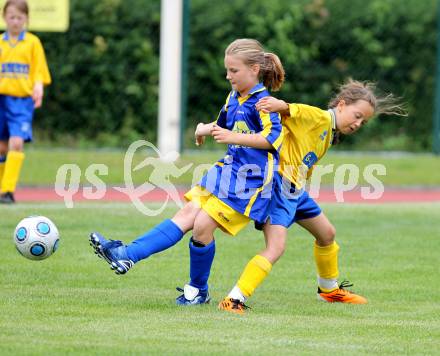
[
  {"left": 286, "top": 103, "right": 326, "bottom": 130},
  {"left": 215, "top": 91, "right": 232, "bottom": 128},
  {"left": 31, "top": 37, "right": 51, "bottom": 86},
  {"left": 258, "top": 110, "right": 283, "bottom": 151},
  {"left": 215, "top": 107, "right": 227, "bottom": 128}
]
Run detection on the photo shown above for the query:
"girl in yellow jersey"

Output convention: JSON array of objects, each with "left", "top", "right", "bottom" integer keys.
[
  {"left": 0, "top": 0, "right": 51, "bottom": 203},
  {"left": 217, "top": 79, "right": 407, "bottom": 314}
]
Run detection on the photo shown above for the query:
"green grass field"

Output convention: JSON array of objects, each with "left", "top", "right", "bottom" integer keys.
[
  {"left": 1, "top": 202, "right": 439, "bottom": 355},
  {"left": 20, "top": 147, "right": 440, "bottom": 186}
]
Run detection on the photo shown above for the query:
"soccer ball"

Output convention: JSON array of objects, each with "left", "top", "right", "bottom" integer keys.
[{"left": 14, "top": 216, "right": 60, "bottom": 260}]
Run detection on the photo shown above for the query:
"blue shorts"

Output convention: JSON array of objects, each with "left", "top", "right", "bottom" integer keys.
[
  {"left": 0, "top": 95, "right": 34, "bottom": 142},
  {"left": 255, "top": 172, "right": 321, "bottom": 230}
]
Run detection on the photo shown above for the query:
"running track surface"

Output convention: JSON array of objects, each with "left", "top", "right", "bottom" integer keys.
[{"left": 13, "top": 186, "right": 440, "bottom": 204}]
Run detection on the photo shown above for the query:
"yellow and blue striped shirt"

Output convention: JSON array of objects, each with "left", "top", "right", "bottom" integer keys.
[
  {"left": 0, "top": 31, "right": 51, "bottom": 97},
  {"left": 200, "top": 83, "right": 283, "bottom": 221}
]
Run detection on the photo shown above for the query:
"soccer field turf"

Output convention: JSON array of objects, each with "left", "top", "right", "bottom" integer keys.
[{"left": 1, "top": 202, "right": 439, "bottom": 355}]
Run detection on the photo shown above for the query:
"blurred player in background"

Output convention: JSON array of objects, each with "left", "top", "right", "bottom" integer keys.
[{"left": 0, "top": 0, "right": 51, "bottom": 204}]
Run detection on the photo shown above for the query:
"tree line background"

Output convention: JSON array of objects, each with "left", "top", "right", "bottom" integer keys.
[{"left": 35, "top": 0, "right": 437, "bottom": 151}]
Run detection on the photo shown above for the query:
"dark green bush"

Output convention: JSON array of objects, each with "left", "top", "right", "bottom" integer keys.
[{"left": 35, "top": 0, "right": 436, "bottom": 151}]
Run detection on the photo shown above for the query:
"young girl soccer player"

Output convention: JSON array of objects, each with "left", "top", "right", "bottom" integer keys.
[
  {"left": 89, "top": 38, "right": 286, "bottom": 305},
  {"left": 0, "top": 0, "right": 51, "bottom": 204},
  {"left": 214, "top": 79, "right": 407, "bottom": 314}
]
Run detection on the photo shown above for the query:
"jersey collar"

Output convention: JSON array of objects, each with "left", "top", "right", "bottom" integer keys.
[
  {"left": 328, "top": 108, "right": 336, "bottom": 130},
  {"left": 2, "top": 30, "right": 26, "bottom": 41},
  {"left": 233, "top": 83, "right": 266, "bottom": 98},
  {"left": 328, "top": 108, "right": 338, "bottom": 145},
  {"left": 248, "top": 83, "right": 266, "bottom": 95}
]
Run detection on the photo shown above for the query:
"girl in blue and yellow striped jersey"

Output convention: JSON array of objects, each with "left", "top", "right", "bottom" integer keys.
[
  {"left": 0, "top": 0, "right": 51, "bottom": 204},
  {"left": 89, "top": 39, "right": 286, "bottom": 305},
  {"left": 177, "top": 38, "right": 285, "bottom": 304},
  {"left": 218, "top": 79, "right": 407, "bottom": 314}
]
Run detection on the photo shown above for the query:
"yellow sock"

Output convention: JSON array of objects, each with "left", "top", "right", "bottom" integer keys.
[
  {"left": 0, "top": 156, "right": 5, "bottom": 186},
  {"left": 314, "top": 241, "right": 339, "bottom": 292},
  {"left": 237, "top": 254, "right": 272, "bottom": 298},
  {"left": 1, "top": 151, "right": 25, "bottom": 193}
]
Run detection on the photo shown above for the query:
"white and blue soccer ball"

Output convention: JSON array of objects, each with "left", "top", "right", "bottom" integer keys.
[{"left": 14, "top": 216, "right": 60, "bottom": 260}]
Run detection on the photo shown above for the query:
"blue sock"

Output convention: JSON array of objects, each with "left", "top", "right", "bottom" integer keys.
[
  {"left": 125, "top": 219, "right": 184, "bottom": 263},
  {"left": 188, "top": 238, "right": 216, "bottom": 291}
]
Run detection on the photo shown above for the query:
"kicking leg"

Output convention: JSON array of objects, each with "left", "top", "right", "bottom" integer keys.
[{"left": 90, "top": 202, "right": 199, "bottom": 274}]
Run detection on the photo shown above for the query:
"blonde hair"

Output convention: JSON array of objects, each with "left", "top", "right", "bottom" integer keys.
[
  {"left": 225, "top": 39, "right": 285, "bottom": 91},
  {"left": 2, "top": 0, "right": 29, "bottom": 16},
  {"left": 328, "top": 79, "right": 407, "bottom": 117}
]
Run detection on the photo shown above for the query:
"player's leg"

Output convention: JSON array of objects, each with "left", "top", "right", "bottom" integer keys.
[
  {"left": 177, "top": 190, "right": 251, "bottom": 306},
  {"left": 219, "top": 173, "right": 295, "bottom": 314},
  {"left": 0, "top": 96, "right": 33, "bottom": 204},
  {"left": 125, "top": 201, "right": 199, "bottom": 261},
  {"left": 90, "top": 201, "right": 199, "bottom": 274},
  {"left": 297, "top": 213, "right": 338, "bottom": 289},
  {"left": 0, "top": 97, "right": 8, "bottom": 194},
  {"left": 176, "top": 209, "right": 217, "bottom": 305},
  {"left": 0, "top": 136, "right": 25, "bottom": 204},
  {"left": 219, "top": 223, "right": 287, "bottom": 314},
  {"left": 0, "top": 140, "right": 7, "bottom": 188},
  {"left": 297, "top": 213, "right": 367, "bottom": 304}
]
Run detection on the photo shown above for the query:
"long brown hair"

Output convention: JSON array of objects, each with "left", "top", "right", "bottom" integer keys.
[
  {"left": 328, "top": 79, "right": 407, "bottom": 117},
  {"left": 225, "top": 39, "right": 285, "bottom": 91}
]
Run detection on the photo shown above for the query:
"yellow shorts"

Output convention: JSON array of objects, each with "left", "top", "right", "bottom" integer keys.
[{"left": 184, "top": 185, "right": 250, "bottom": 236}]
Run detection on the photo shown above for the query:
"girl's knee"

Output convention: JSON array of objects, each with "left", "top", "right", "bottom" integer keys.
[
  {"left": 328, "top": 224, "right": 336, "bottom": 241},
  {"left": 316, "top": 224, "right": 336, "bottom": 245},
  {"left": 192, "top": 216, "right": 215, "bottom": 245},
  {"left": 172, "top": 202, "right": 200, "bottom": 232},
  {"left": 192, "top": 220, "right": 204, "bottom": 237},
  {"left": 0, "top": 141, "right": 8, "bottom": 155},
  {"left": 275, "top": 243, "right": 286, "bottom": 258},
  {"left": 264, "top": 240, "right": 286, "bottom": 263},
  {"left": 9, "top": 139, "right": 24, "bottom": 152}
]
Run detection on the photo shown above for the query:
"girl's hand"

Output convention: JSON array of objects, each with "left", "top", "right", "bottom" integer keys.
[
  {"left": 255, "top": 96, "right": 289, "bottom": 115},
  {"left": 211, "top": 125, "right": 236, "bottom": 144},
  {"left": 32, "top": 82, "right": 44, "bottom": 108},
  {"left": 195, "top": 122, "right": 207, "bottom": 146}
]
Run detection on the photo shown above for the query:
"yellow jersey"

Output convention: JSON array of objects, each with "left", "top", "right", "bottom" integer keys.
[
  {"left": 0, "top": 31, "right": 51, "bottom": 97},
  {"left": 279, "top": 103, "right": 336, "bottom": 189}
]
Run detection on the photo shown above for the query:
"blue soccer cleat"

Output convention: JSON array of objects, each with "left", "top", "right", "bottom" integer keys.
[
  {"left": 89, "top": 232, "right": 134, "bottom": 275},
  {"left": 176, "top": 284, "right": 211, "bottom": 305}
]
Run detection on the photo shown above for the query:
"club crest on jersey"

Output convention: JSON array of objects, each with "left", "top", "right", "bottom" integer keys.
[
  {"left": 231, "top": 121, "right": 255, "bottom": 148},
  {"left": 302, "top": 151, "right": 318, "bottom": 169},
  {"left": 319, "top": 130, "right": 328, "bottom": 141},
  {"left": 232, "top": 121, "right": 253, "bottom": 134}
]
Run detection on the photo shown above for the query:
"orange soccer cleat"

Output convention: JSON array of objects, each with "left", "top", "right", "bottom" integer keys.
[
  {"left": 317, "top": 280, "right": 368, "bottom": 304},
  {"left": 218, "top": 297, "right": 250, "bottom": 315}
]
